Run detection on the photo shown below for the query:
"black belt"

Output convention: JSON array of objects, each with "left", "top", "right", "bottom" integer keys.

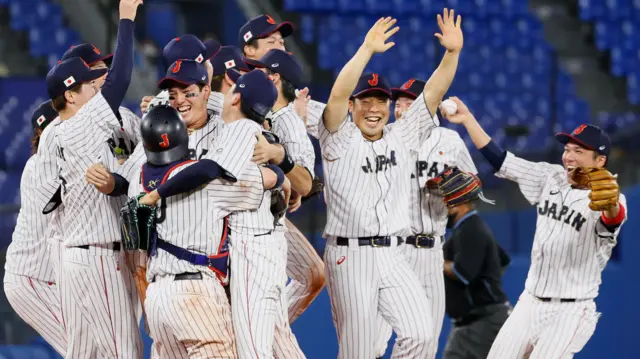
[
  {"left": 336, "top": 236, "right": 403, "bottom": 247},
  {"left": 405, "top": 235, "right": 443, "bottom": 248},
  {"left": 174, "top": 272, "right": 202, "bottom": 281},
  {"left": 536, "top": 296, "right": 576, "bottom": 303},
  {"left": 76, "top": 243, "right": 121, "bottom": 251}
]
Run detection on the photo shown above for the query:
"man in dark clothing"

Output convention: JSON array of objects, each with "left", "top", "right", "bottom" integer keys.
[{"left": 430, "top": 167, "right": 511, "bottom": 359}]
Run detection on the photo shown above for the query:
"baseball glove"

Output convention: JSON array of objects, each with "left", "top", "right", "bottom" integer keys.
[
  {"left": 570, "top": 167, "right": 619, "bottom": 211},
  {"left": 302, "top": 176, "right": 324, "bottom": 204},
  {"left": 271, "top": 190, "right": 288, "bottom": 226},
  {"left": 120, "top": 194, "right": 157, "bottom": 251}
]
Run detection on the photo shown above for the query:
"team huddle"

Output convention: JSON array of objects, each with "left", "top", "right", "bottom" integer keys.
[{"left": 2, "top": 1, "right": 627, "bottom": 358}]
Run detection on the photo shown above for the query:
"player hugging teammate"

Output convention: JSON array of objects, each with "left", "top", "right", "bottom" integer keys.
[{"left": 5, "top": 3, "right": 626, "bottom": 359}]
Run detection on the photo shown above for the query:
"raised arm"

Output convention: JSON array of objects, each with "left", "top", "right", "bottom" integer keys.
[
  {"left": 422, "top": 9, "right": 463, "bottom": 115},
  {"left": 323, "top": 17, "right": 399, "bottom": 133},
  {"left": 101, "top": 0, "right": 141, "bottom": 113},
  {"left": 442, "top": 97, "right": 557, "bottom": 205}
]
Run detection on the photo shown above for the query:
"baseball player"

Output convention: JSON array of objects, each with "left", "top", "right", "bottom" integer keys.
[
  {"left": 141, "top": 70, "right": 289, "bottom": 358},
  {"left": 442, "top": 97, "right": 626, "bottom": 358},
  {"left": 48, "top": 1, "right": 144, "bottom": 357},
  {"left": 239, "top": 14, "right": 326, "bottom": 325},
  {"left": 61, "top": 43, "right": 113, "bottom": 88},
  {"left": 138, "top": 34, "right": 221, "bottom": 115},
  {"left": 374, "top": 78, "right": 477, "bottom": 357},
  {"left": 126, "top": 105, "right": 280, "bottom": 358},
  {"left": 320, "top": 11, "right": 462, "bottom": 358},
  {"left": 60, "top": 43, "right": 141, "bottom": 165},
  {"left": 3, "top": 102, "right": 66, "bottom": 356}
]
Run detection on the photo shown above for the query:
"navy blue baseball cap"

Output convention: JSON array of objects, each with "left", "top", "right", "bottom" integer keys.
[
  {"left": 248, "top": 49, "right": 303, "bottom": 89},
  {"left": 392, "top": 78, "right": 426, "bottom": 100},
  {"left": 556, "top": 124, "right": 611, "bottom": 157},
  {"left": 163, "top": 35, "right": 221, "bottom": 68},
  {"left": 238, "top": 14, "right": 294, "bottom": 47},
  {"left": 158, "top": 60, "right": 209, "bottom": 89},
  {"left": 352, "top": 72, "right": 392, "bottom": 99},
  {"left": 46, "top": 57, "right": 108, "bottom": 99},
  {"left": 31, "top": 101, "right": 58, "bottom": 130},
  {"left": 61, "top": 43, "right": 113, "bottom": 67},
  {"left": 234, "top": 69, "right": 278, "bottom": 117},
  {"left": 211, "top": 46, "right": 251, "bottom": 77}
]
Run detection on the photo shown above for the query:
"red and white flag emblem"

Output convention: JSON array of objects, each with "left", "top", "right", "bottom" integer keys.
[
  {"left": 64, "top": 76, "right": 76, "bottom": 87},
  {"left": 224, "top": 60, "right": 236, "bottom": 69},
  {"left": 36, "top": 115, "right": 46, "bottom": 126},
  {"left": 243, "top": 31, "right": 252, "bottom": 42},
  {"left": 195, "top": 54, "right": 204, "bottom": 63}
]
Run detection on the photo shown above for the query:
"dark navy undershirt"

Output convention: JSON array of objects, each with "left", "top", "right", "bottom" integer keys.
[{"left": 101, "top": 19, "right": 135, "bottom": 115}]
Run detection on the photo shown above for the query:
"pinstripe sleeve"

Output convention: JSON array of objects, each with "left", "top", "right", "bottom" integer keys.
[
  {"left": 120, "top": 107, "right": 141, "bottom": 145},
  {"left": 207, "top": 91, "right": 224, "bottom": 114},
  {"left": 495, "top": 152, "right": 561, "bottom": 205},
  {"left": 306, "top": 99, "right": 326, "bottom": 140},
  {"left": 33, "top": 123, "right": 61, "bottom": 210},
  {"left": 60, "top": 93, "right": 122, "bottom": 156},
  {"left": 206, "top": 162, "right": 264, "bottom": 211},
  {"left": 116, "top": 143, "right": 146, "bottom": 182},
  {"left": 391, "top": 92, "right": 439, "bottom": 151},
  {"left": 454, "top": 135, "right": 478, "bottom": 174},
  {"left": 204, "top": 119, "right": 260, "bottom": 179},
  {"left": 273, "top": 110, "right": 316, "bottom": 177},
  {"left": 318, "top": 113, "right": 358, "bottom": 161}
]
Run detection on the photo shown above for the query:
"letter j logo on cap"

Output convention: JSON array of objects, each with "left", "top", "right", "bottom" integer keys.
[
  {"left": 368, "top": 73, "right": 379, "bottom": 86},
  {"left": 172, "top": 60, "right": 182, "bottom": 74},
  {"left": 573, "top": 124, "right": 587, "bottom": 135}
]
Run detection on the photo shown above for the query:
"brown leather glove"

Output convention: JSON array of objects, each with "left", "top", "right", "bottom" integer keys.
[{"left": 570, "top": 167, "right": 619, "bottom": 211}]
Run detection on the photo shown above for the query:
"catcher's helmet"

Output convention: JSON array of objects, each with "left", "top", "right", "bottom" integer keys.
[{"left": 140, "top": 105, "right": 189, "bottom": 166}]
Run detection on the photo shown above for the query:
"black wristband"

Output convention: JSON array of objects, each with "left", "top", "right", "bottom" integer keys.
[{"left": 277, "top": 149, "right": 295, "bottom": 174}]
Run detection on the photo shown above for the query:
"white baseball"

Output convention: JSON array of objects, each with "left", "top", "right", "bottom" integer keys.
[{"left": 441, "top": 99, "right": 458, "bottom": 115}]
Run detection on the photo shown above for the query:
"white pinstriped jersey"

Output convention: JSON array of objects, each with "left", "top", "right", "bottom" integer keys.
[
  {"left": 33, "top": 118, "right": 62, "bottom": 212},
  {"left": 319, "top": 93, "right": 438, "bottom": 238},
  {"left": 207, "top": 91, "right": 224, "bottom": 114},
  {"left": 410, "top": 126, "right": 477, "bottom": 239},
  {"left": 269, "top": 106, "right": 316, "bottom": 177},
  {"left": 55, "top": 93, "right": 139, "bottom": 246},
  {"left": 128, "top": 161, "right": 265, "bottom": 281},
  {"left": 496, "top": 152, "right": 627, "bottom": 299},
  {"left": 204, "top": 119, "right": 276, "bottom": 235},
  {"left": 302, "top": 99, "right": 325, "bottom": 140},
  {"left": 5, "top": 157, "right": 55, "bottom": 281},
  {"left": 117, "top": 112, "right": 225, "bottom": 182},
  {"left": 268, "top": 105, "right": 316, "bottom": 231}
]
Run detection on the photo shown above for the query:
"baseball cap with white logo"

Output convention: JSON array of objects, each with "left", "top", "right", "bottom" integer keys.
[
  {"left": 556, "top": 124, "right": 611, "bottom": 157},
  {"left": 46, "top": 57, "right": 108, "bottom": 100},
  {"left": 247, "top": 49, "right": 303, "bottom": 89},
  {"left": 238, "top": 14, "right": 294, "bottom": 47},
  {"left": 210, "top": 46, "right": 251, "bottom": 77},
  {"left": 31, "top": 100, "right": 58, "bottom": 131},
  {"left": 158, "top": 60, "right": 210, "bottom": 89}
]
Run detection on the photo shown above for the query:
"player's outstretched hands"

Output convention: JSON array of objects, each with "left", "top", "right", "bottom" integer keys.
[
  {"left": 120, "top": 0, "right": 143, "bottom": 21},
  {"left": 435, "top": 8, "right": 463, "bottom": 53},
  {"left": 363, "top": 17, "right": 399, "bottom": 54},
  {"left": 86, "top": 163, "right": 115, "bottom": 194},
  {"left": 439, "top": 97, "right": 474, "bottom": 125},
  {"left": 294, "top": 87, "right": 311, "bottom": 125}
]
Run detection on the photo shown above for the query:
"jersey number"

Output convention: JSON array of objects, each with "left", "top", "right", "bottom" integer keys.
[{"left": 155, "top": 198, "right": 167, "bottom": 224}]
